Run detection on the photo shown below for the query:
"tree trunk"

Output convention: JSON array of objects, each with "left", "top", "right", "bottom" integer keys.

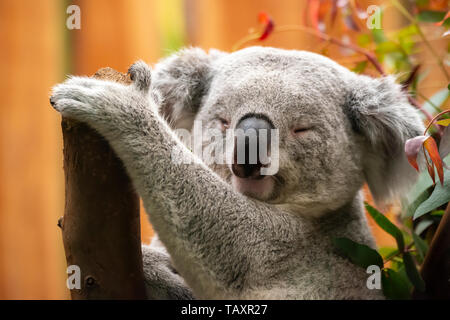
[
  {"left": 59, "top": 68, "right": 147, "bottom": 299},
  {"left": 414, "top": 202, "right": 450, "bottom": 299}
]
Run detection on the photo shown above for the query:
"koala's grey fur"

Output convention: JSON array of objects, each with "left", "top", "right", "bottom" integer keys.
[
  {"left": 51, "top": 46, "right": 424, "bottom": 299},
  {"left": 141, "top": 244, "right": 194, "bottom": 299}
]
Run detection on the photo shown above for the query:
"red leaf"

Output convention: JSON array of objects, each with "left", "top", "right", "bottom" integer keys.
[
  {"left": 423, "top": 136, "right": 444, "bottom": 185},
  {"left": 405, "top": 135, "right": 428, "bottom": 171},
  {"left": 307, "top": 0, "right": 321, "bottom": 31},
  {"left": 425, "top": 157, "right": 436, "bottom": 184},
  {"left": 258, "top": 12, "right": 274, "bottom": 41}
]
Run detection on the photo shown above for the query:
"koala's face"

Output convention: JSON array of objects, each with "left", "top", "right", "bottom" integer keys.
[
  {"left": 153, "top": 47, "right": 424, "bottom": 216},
  {"left": 195, "top": 48, "right": 366, "bottom": 215}
]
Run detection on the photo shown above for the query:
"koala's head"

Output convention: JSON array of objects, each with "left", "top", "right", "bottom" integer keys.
[{"left": 151, "top": 46, "right": 424, "bottom": 216}]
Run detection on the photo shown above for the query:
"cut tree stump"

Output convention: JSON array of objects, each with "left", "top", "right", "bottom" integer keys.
[{"left": 58, "top": 68, "right": 147, "bottom": 299}]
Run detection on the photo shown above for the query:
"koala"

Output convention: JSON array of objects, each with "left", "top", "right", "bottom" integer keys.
[{"left": 51, "top": 46, "right": 424, "bottom": 299}]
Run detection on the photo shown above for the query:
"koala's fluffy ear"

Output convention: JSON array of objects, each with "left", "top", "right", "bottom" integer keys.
[
  {"left": 151, "top": 47, "right": 226, "bottom": 129},
  {"left": 345, "top": 75, "right": 425, "bottom": 204}
]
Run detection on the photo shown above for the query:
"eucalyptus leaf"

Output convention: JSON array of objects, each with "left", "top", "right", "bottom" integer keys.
[
  {"left": 414, "top": 168, "right": 450, "bottom": 219},
  {"left": 382, "top": 268, "right": 411, "bottom": 300},
  {"left": 403, "top": 252, "right": 425, "bottom": 292},
  {"left": 396, "top": 24, "right": 419, "bottom": 38},
  {"left": 431, "top": 210, "right": 445, "bottom": 216},
  {"left": 414, "top": 219, "right": 434, "bottom": 235},
  {"left": 421, "top": 88, "right": 450, "bottom": 115},
  {"left": 375, "top": 41, "right": 401, "bottom": 54},
  {"left": 415, "top": 0, "right": 429, "bottom": 6},
  {"left": 378, "top": 247, "right": 398, "bottom": 260},
  {"left": 333, "top": 237, "right": 383, "bottom": 269},
  {"left": 403, "top": 187, "right": 432, "bottom": 218},
  {"left": 371, "top": 29, "right": 386, "bottom": 44},
  {"left": 357, "top": 34, "right": 371, "bottom": 47},
  {"left": 352, "top": 61, "right": 367, "bottom": 74},
  {"left": 417, "top": 10, "right": 447, "bottom": 23},
  {"left": 412, "top": 232, "right": 428, "bottom": 263},
  {"left": 444, "top": 18, "right": 450, "bottom": 28},
  {"left": 365, "top": 203, "right": 405, "bottom": 252},
  {"left": 403, "top": 168, "right": 434, "bottom": 207}
]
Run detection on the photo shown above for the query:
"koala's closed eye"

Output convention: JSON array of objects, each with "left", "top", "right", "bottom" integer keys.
[
  {"left": 216, "top": 117, "right": 230, "bottom": 131},
  {"left": 291, "top": 126, "right": 313, "bottom": 136}
]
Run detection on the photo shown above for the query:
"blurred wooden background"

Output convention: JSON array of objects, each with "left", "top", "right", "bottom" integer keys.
[{"left": 0, "top": 0, "right": 447, "bottom": 299}]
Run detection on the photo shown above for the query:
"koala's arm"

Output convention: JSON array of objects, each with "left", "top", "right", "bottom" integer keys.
[{"left": 50, "top": 63, "right": 290, "bottom": 299}]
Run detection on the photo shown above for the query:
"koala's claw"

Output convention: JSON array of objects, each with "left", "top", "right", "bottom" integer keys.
[
  {"left": 128, "top": 60, "right": 152, "bottom": 93},
  {"left": 50, "top": 78, "right": 106, "bottom": 121},
  {"left": 51, "top": 98, "right": 91, "bottom": 118}
]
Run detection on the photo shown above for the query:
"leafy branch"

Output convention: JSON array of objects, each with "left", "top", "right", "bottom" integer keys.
[{"left": 390, "top": 0, "right": 450, "bottom": 81}]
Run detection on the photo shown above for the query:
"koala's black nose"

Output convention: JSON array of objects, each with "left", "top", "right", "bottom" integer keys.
[{"left": 232, "top": 114, "right": 274, "bottom": 179}]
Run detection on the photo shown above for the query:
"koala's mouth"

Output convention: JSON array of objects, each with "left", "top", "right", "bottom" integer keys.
[{"left": 231, "top": 175, "right": 275, "bottom": 201}]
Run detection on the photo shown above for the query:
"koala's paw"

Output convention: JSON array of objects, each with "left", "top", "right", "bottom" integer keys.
[
  {"left": 128, "top": 60, "right": 152, "bottom": 93},
  {"left": 51, "top": 76, "right": 122, "bottom": 121},
  {"left": 142, "top": 245, "right": 195, "bottom": 300}
]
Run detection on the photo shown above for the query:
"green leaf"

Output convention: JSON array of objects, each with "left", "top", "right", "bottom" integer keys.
[
  {"left": 375, "top": 41, "right": 401, "bottom": 54},
  {"left": 403, "top": 188, "right": 432, "bottom": 217},
  {"left": 431, "top": 210, "right": 445, "bottom": 216},
  {"left": 395, "top": 263, "right": 414, "bottom": 292},
  {"left": 352, "top": 61, "right": 367, "bottom": 74},
  {"left": 414, "top": 219, "right": 434, "bottom": 235},
  {"left": 414, "top": 168, "right": 450, "bottom": 219},
  {"left": 417, "top": 10, "right": 447, "bottom": 23},
  {"left": 371, "top": 28, "right": 386, "bottom": 44},
  {"left": 403, "top": 252, "right": 426, "bottom": 292},
  {"left": 444, "top": 17, "right": 450, "bottom": 28},
  {"left": 396, "top": 24, "right": 419, "bottom": 38},
  {"left": 365, "top": 203, "right": 405, "bottom": 252},
  {"left": 382, "top": 268, "right": 411, "bottom": 300},
  {"left": 390, "top": 257, "right": 405, "bottom": 272},
  {"left": 403, "top": 169, "right": 434, "bottom": 210},
  {"left": 399, "top": 37, "right": 415, "bottom": 55},
  {"left": 436, "top": 119, "right": 450, "bottom": 126},
  {"left": 421, "top": 88, "right": 450, "bottom": 115},
  {"left": 395, "top": 25, "right": 419, "bottom": 55},
  {"left": 412, "top": 232, "right": 428, "bottom": 263},
  {"left": 333, "top": 237, "right": 383, "bottom": 269},
  {"left": 415, "top": 0, "right": 429, "bottom": 6},
  {"left": 379, "top": 247, "right": 398, "bottom": 260},
  {"left": 357, "top": 34, "right": 371, "bottom": 47}
]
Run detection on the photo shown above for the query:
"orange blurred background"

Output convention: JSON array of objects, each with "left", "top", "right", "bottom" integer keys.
[{"left": 0, "top": 0, "right": 447, "bottom": 299}]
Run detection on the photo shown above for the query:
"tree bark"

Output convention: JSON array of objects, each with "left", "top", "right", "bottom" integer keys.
[
  {"left": 414, "top": 202, "right": 450, "bottom": 299},
  {"left": 59, "top": 68, "right": 147, "bottom": 299}
]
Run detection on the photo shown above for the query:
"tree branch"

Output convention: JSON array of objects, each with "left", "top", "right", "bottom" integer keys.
[
  {"left": 59, "top": 68, "right": 147, "bottom": 299},
  {"left": 413, "top": 201, "right": 450, "bottom": 299}
]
